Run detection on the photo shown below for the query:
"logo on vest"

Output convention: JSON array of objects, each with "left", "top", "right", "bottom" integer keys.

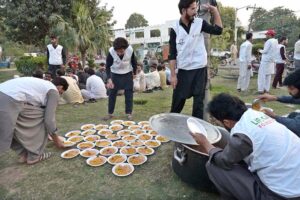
[
  {"left": 177, "top": 39, "right": 185, "bottom": 46},
  {"left": 250, "top": 115, "right": 275, "bottom": 128}
]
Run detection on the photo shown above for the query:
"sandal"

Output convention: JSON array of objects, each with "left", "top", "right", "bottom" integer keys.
[
  {"left": 17, "top": 151, "right": 27, "bottom": 164},
  {"left": 127, "top": 114, "right": 133, "bottom": 120},
  {"left": 27, "top": 152, "right": 52, "bottom": 165}
]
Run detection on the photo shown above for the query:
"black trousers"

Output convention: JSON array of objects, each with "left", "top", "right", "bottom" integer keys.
[
  {"left": 272, "top": 63, "right": 285, "bottom": 88},
  {"left": 108, "top": 72, "right": 133, "bottom": 115},
  {"left": 48, "top": 65, "right": 61, "bottom": 78},
  {"left": 171, "top": 67, "right": 207, "bottom": 119}
]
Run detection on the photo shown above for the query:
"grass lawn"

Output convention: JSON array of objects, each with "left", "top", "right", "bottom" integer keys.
[{"left": 0, "top": 69, "right": 299, "bottom": 200}]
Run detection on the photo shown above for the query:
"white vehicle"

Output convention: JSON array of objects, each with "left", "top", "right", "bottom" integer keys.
[{"left": 210, "top": 48, "right": 231, "bottom": 58}]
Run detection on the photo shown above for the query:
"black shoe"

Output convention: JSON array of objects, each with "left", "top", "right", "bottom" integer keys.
[{"left": 143, "top": 89, "right": 153, "bottom": 93}]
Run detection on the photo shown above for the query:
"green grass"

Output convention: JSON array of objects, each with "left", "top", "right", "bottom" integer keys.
[{"left": 0, "top": 69, "right": 299, "bottom": 200}]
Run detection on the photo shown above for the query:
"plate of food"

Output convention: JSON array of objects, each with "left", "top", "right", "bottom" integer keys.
[
  {"left": 63, "top": 140, "right": 76, "bottom": 147},
  {"left": 95, "top": 124, "right": 109, "bottom": 131},
  {"left": 136, "top": 146, "right": 155, "bottom": 156},
  {"left": 138, "top": 134, "right": 152, "bottom": 141},
  {"left": 77, "top": 141, "right": 95, "bottom": 150},
  {"left": 112, "top": 140, "right": 128, "bottom": 148},
  {"left": 132, "top": 130, "right": 146, "bottom": 135},
  {"left": 109, "top": 124, "right": 123, "bottom": 132},
  {"left": 67, "top": 136, "right": 84, "bottom": 143},
  {"left": 144, "top": 140, "right": 161, "bottom": 148},
  {"left": 127, "top": 154, "right": 147, "bottom": 166},
  {"left": 81, "top": 124, "right": 95, "bottom": 131},
  {"left": 107, "top": 154, "right": 127, "bottom": 165},
  {"left": 129, "top": 140, "right": 144, "bottom": 147},
  {"left": 155, "top": 135, "right": 170, "bottom": 143},
  {"left": 65, "top": 130, "right": 81, "bottom": 137},
  {"left": 120, "top": 146, "right": 136, "bottom": 155},
  {"left": 86, "top": 156, "right": 107, "bottom": 167},
  {"left": 81, "top": 129, "right": 96, "bottom": 136},
  {"left": 98, "top": 129, "right": 113, "bottom": 137},
  {"left": 95, "top": 139, "right": 112, "bottom": 148},
  {"left": 122, "top": 121, "right": 136, "bottom": 126},
  {"left": 100, "top": 146, "right": 118, "bottom": 156},
  {"left": 138, "top": 121, "right": 149, "bottom": 126},
  {"left": 110, "top": 120, "right": 124, "bottom": 125},
  {"left": 142, "top": 125, "right": 152, "bottom": 131},
  {"left": 80, "top": 148, "right": 99, "bottom": 158},
  {"left": 61, "top": 149, "right": 80, "bottom": 159},
  {"left": 112, "top": 163, "right": 134, "bottom": 177},
  {"left": 122, "top": 135, "right": 137, "bottom": 142},
  {"left": 105, "top": 134, "right": 121, "bottom": 141},
  {"left": 84, "top": 135, "right": 100, "bottom": 142},
  {"left": 148, "top": 130, "right": 158, "bottom": 136},
  {"left": 128, "top": 125, "right": 141, "bottom": 130},
  {"left": 117, "top": 130, "right": 132, "bottom": 137}
]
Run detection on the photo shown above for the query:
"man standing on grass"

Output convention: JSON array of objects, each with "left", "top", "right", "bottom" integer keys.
[
  {"left": 103, "top": 37, "right": 137, "bottom": 120},
  {"left": 0, "top": 77, "right": 68, "bottom": 165},
  {"left": 169, "top": 0, "right": 222, "bottom": 119},
  {"left": 237, "top": 33, "right": 253, "bottom": 93},
  {"left": 47, "top": 34, "right": 67, "bottom": 78},
  {"left": 257, "top": 29, "right": 278, "bottom": 94}
]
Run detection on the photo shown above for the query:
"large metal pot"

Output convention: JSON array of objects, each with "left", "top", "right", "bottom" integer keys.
[{"left": 172, "top": 126, "right": 230, "bottom": 193}]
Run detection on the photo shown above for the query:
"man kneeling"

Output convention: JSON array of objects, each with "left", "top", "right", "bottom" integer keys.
[{"left": 191, "top": 93, "right": 300, "bottom": 200}]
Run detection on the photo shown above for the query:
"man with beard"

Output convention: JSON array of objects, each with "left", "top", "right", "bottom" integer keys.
[
  {"left": 191, "top": 93, "right": 300, "bottom": 200},
  {"left": 169, "top": 0, "right": 222, "bottom": 119},
  {"left": 258, "top": 69, "right": 300, "bottom": 137}
]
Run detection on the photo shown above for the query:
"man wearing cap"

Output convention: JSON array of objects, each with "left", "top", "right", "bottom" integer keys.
[
  {"left": 257, "top": 29, "right": 278, "bottom": 94},
  {"left": 169, "top": 0, "right": 222, "bottom": 119},
  {"left": 47, "top": 35, "right": 67, "bottom": 78}
]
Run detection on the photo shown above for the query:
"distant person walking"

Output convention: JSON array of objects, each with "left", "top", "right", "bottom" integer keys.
[
  {"left": 272, "top": 36, "right": 288, "bottom": 89},
  {"left": 47, "top": 34, "right": 67, "bottom": 78},
  {"left": 169, "top": 0, "right": 223, "bottom": 119},
  {"left": 294, "top": 34, "right": 300, "bottom": 70},
  {"left": 257, "top": 29, "right": 278, "bottom": 94},
  {"left": 237, "top": 33, "right": 253, "bottom": 92},
  {"left": 230, "top": 42, "right": 238, "bottom": 65},
  {"left": 103, "top": 37, "right": 137, "bottom": 120}
]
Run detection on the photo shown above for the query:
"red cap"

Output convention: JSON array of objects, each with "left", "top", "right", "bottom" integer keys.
[{"left": 265, "top": 29, "right": 276, "bottom": 36}]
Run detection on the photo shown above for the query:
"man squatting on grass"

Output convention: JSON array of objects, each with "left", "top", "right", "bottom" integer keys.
[{"left": 191, "top": 93, "right": 300, "bottom": 200}]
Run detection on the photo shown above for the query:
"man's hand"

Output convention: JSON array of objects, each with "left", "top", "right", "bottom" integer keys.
[
  {"left": 257, "top": 94, "right": 278, "bottom": 102},
  {"left": 61, "top": 65, "right": 65, "bottom": 70},
  {"left": 201, "top": 3, "right": 218, "bottom": 13},
  {"left": 262, "top": 108, "right": 276, "bottom": 118},
  {"left": 190, "top": 132, "right": 214, "bottom": 154},
  {"left": 52, "top": 134, "right": 65, "bottom": 149},
  {"left": 247, "top": 65, "right": 252, "bottom": 70},
  {"left": 170, "top": 74, "right": 178, "bottom": 89},
  {"left": 106, "top": 78, "right": 114, "bottom": 89}
]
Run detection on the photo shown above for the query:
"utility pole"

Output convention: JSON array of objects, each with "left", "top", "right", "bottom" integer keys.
[{"left": 197, "top": 0, "right": 217, "bottom": 121}]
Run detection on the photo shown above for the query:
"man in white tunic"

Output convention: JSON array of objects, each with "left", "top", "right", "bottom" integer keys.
[
  {"left": 81, "top": 68, "right": 107, "bottom": 101},
  {"left": 192, "top": 93, "right": 300, "bottom": 200},
  {"left": 237, "top": 33, "right": 253, "bottom": 92},
  {"left": 0, "top": 77, "right": 68, "bottom": 164},
  {"left": 257, "top": 29, "right": 278, "bottom": 94}
]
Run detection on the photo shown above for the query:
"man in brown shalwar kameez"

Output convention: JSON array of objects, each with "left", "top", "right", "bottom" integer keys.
[{"left": 0, "top": 77, "right": 68, "bottom": 165}]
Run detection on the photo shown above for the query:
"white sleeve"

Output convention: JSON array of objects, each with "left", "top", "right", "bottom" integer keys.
[
  {"left": 260, "top": 40, "right": 271, "bottom": 54},
  {"left": 246, "top": 43, "right": 253, "bottom": 65}
]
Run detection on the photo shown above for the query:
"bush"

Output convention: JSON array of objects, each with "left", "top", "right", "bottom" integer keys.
[
  {"left": 15, "top": 56, "right": 47, "bottom": 76},
  {"left": 252, "top": 43, "right": 264, "bottom": 56}
]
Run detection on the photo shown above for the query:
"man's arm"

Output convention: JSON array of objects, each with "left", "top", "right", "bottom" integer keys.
[
  {"left": 200, "top": 4, "right": 223, "bottom": 35},
  {"left": 246, "top": 43, "right": 253, "bottom": 66},
  {"left": 277, "top": 96, "right": 300, "bottom": 104},
  {"left": 275, "top": 115, "right": 300, "bottom": 137},
  {"left": 168, "top": 28, "right": 178, "bottom": 89},
  {"left": 131, "top": 52, "right": 137, "bottom": 75},
  {"left": 259, "top": 40, "right": 271, "bottom": 54},
  {"left": 106, "top": 53, "right": 113, "bottom": 79},
  {"left": 47, "top": 48, "right": 50, "bottom": 65},
  {"left": 62, "top": 47, "right": 67, "bottom": 65}
]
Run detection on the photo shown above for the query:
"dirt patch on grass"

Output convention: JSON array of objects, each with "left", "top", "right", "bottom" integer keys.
[{"left": 0, "top": 166, "right": 27, "bottom": 188}]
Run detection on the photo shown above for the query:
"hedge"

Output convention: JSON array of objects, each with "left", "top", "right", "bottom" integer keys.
[{"left": 15, "top": 56, "right": 47, "bottom": 76}]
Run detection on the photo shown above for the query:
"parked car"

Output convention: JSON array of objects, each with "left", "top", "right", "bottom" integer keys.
[{"left": 210, "top": 48, "right": 231, "bottom": 58}]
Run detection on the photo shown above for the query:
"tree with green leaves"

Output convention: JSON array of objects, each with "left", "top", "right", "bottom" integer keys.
[
  {"left": 250, "top": 6, "right": 300, "bottom": 47},
  {"left": 49, "top": 0, "right": 114, "bottom": 67},
  {"left": 125, "top": 13, "right": 148, "bottom": 29},
  {"left": 0, "top": 0, "right": 71, "bottom": 47}
]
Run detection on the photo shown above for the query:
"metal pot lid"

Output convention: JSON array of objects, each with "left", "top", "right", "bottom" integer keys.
[{"left": 149, "top": 113, "right": 221, "bottom": 145}]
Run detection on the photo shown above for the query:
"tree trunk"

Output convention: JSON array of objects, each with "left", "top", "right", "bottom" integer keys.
[{"left": 81, "top": 51, "right": 86, "bottom": 68}]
